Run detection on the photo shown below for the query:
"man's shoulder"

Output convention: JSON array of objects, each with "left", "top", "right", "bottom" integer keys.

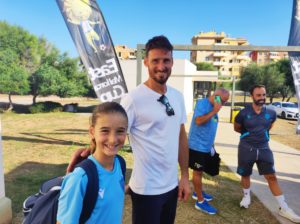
[
  {"left": 240, "top": 104, "right": 252, "bottom": 112},
  {"left": 199, "top": 97, "right": 209, "bottom": 103},
  {"left": 121, "top": 85, "right": 144, "bottom": 101},
  {"left": 236, "top": 106, "right": 250, "bottom": 118},
  {"left": 265, "top": 105, "right": 276, "bottom": 114},
  {"left": 167, "top": 85, "right": 183, "bottom": 96},
  {"left": 127, "top": 84, "right": 144, "bottom": 96},
  {"left": 196, "top": 98, "right": 209, "bottom": 107}
]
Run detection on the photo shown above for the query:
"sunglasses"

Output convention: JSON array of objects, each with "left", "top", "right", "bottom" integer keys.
[{"left": 157, "top": 95, "right": 175, "bottom": 116}]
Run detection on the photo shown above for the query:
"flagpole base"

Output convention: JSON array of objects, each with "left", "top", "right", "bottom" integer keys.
[{"left": 0, "top": 197, "right": 12, "bottom": 224}]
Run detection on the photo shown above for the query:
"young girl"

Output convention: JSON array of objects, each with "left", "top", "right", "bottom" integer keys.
[{"left": 57, "top": 102, "right": 128, "bottom": 224}]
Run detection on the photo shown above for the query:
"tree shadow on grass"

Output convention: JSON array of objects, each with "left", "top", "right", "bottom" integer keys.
[
  {"left": 0, "top": 102, "right": 96, "bottom": 114},
  {"left": 77, "top": 105, "right": 96, "bottom": 113},
  {"left": 2, "top": 135, "right": 87, "bottom": 146},
  {"left": 55, "top": 129, "right": 88, "bottom": 133},
  {"left": 3, "top": 128, "right": 89, "bottom": 147},
  {"left": 0, "top": 103, "right": 30, "bottom": 114}
]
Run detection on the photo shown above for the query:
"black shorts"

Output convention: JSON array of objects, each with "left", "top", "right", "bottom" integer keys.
[
  {"left": 189, "top": 149, "right": 211, "bottom": 171},
  {"left": 237, "top": 141, "right": 275, "bottom": 176},
  {"left": 130, "top": 187, "right": 178, "bottom": 224}
]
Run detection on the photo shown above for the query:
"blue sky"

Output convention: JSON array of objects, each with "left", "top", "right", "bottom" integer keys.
[{"left": 0, "top": 0, "right": 294, "bottom": 58}]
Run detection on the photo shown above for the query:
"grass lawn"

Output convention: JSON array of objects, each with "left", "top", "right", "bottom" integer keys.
[{"left": 1, "top": 111, "right": 280, "bottom": 224}]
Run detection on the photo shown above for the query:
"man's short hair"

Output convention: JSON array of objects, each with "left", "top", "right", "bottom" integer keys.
[
  {"left": 214, "top": 88, "right": 229, "bottom": 96},
  {"left": 249, "top": 84, "right": 265, "bottom": 95},
  {"left": 145, "top": 35, "right": 173, "bottom": 56}
]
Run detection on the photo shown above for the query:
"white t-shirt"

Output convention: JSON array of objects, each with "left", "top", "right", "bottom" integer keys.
[{"left": 121, "top": 84, "right": 187, "bottom": 195}]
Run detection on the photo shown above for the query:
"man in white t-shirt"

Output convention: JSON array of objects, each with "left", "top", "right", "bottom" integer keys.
[
  {"left": 120, "top": 35, "right": 190, "bottom": 224},
  {"left": 67, "top": 36, "right": 190, "bottom": 224}
]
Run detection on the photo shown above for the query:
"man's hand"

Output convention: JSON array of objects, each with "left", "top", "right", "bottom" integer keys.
[
  {"left": 66, "top": 148, "right": 91, "bottom": 173},
  {"left": 125, "top": 184, "right": 131, "bottom": 195},
  {"left": 178, "top": 176, "right": 191, "bottom": 202},
  {"left": 195, "top": 102, "right": 222, "bottom": 126},
  {"left": 212, "top": 101, "right": 222, "bottom": 114},
  {"left": 177, "top": 124, "right": 190, "bottom": 201}
]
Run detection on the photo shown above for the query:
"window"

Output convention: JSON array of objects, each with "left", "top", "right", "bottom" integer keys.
[{"left": 282, "top": 103, "right": 297, "bottom": 108}]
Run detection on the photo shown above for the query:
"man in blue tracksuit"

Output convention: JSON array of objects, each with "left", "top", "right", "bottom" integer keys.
[{"left": 234, "top": 84, "right": 300, "bottom": 223}]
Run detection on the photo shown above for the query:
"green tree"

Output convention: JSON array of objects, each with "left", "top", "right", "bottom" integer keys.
[
  {"left": 239, "top": 62, "right": 286, "bottom": 103},
  {"left": 37, "top": 37, "right": 61, "bottom": 66},
  {"left": 194, "top": 62, "right": 216, "bottom": 71},
  {"left": 0, "top": 21, "right": 91, "bottom": 104},
  {"left": 239, "top": 63, "right": 264, "bottom": 91},
  {"left": 276, "top": 59, "right": 295, "bottom": 101},
  {"left": 262, "top": 63, "right": 284, "bottom": 103},
  {"left": 0, "top": 21, "right": 40, "bottom": 74},
  {"left": 0, "top": 50, "right": 29, "bottom": 109},
  {"left": 238, "top": 63, "right": 264, "bottom": 102},
  {"left": 30, "top": 55, "right": 89, "bottom": 103},
  {"left": 30, "top": 64, "right": 62, "bottom": 104},
  {"left": 54, "top": 54, "right": 89, "bottom": 98}
]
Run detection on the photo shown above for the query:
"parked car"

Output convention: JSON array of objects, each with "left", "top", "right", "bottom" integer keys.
[{"left": 270, "top": 102, "right": 299, "bottom": 120}]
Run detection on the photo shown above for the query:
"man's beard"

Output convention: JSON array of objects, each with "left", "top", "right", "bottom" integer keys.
[
  {"left": 152, "top": 70, "right": 170, "bottom": 85},
  {"left": 254, "top": 99, "right": 266, "bottom": 106},
  {"left": 153, "top": 75, "right": 169, "bottom": 85}
]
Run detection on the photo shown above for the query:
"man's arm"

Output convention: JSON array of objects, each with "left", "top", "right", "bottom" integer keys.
[
  {"left": 177, "top": 124, "right": 191, "bottom": 201},
  {"left": 195, "top": 102, "right": 221, "bottom": 125},
  {"left": 66, "top": 148, "right": 91, "bottom": 173},
  {"left": 234, "top": 122, "right": 242, "bottom": 133},
  {"left": 270, "top": 121, "right": 275, "bottom": 130}
]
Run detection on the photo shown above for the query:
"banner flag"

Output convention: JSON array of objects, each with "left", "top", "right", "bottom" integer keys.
[
  {"left": 288, "top": 0, "right": 300, "bottom": 134},
  {"left": 56, "top": 0, "right": 127, "bottom": 102}
]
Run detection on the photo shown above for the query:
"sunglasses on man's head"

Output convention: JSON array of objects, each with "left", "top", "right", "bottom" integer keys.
[{"left": 157, "top": 95, "right": 175, "bottom": 116}]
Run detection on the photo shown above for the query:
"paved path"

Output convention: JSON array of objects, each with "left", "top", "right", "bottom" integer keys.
[{"left": 187, "top": 106, "right": 300, "bottom": 224}]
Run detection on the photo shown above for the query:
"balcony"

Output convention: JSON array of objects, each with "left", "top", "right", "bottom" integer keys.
[
  {"left": 219, "top": 71, "right": 230, "bottom": 76},
  {"left": 236, "top": 55, "right": 250, "bottom": 60},
  {"left": 213, "top": 52, "right": 229, "bottom": 57},
  {"left": 270, "top": 55, "right": 280, "bottom": 59},
  {"left": 213, "top": 61, "right": 228, "bottom": 66}
]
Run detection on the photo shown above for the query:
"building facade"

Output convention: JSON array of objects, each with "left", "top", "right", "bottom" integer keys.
[
  {"left": 250, "top": 51, "right": 288, "bottom": 65},
  {"left": 115, "top": 45, "right": 137, "bottom": 60},
  {"left": 190, "top": 31, "right": 251, "bottom": 76}
]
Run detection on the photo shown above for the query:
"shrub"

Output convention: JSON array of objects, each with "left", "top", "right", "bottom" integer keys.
[{"left": 29, "top": 101, "right": 63, "bottom": 113}]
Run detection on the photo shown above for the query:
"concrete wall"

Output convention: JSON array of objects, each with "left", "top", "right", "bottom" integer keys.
[
  {"left": 168, "top": 59, "right": 197, "bottom": 114},
  {"left": 119, "top": 59, "right": 218, "bottom": 114},
  {"left": 0, "top": 118, "right": 12, "bottom": 224}
]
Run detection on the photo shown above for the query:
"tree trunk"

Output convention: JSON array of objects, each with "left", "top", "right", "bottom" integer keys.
[
  {"left": 33, "top": 95, "right": 37, "bottom": 105},
  {"left": 7, "top": 93, "right": 13, "bottom": 111},
  {"left": 243, "top": 92, "right": 246, "bottom": 105}
]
